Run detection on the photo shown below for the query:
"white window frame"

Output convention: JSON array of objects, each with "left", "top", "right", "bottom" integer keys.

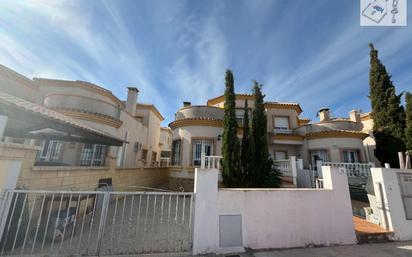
[
  {"left": 39, "top": 140, "right": 62, "bottom": 162},
  {"left": 342, "top": 149, "right": 360, "bottom": 163},
  {"left": 80, "top": 143, "right": 107, "bottom": 166},
  {"left": 192, "top": 139, "right": 214, "bottom": 166},
  {"left": 273, "top": 116, "right": 290, "bottom": 132}
]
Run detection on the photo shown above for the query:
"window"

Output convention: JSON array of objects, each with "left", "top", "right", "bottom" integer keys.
[
  {"left": 274, "top": 116, "right": 290, "bottom": 131},
  {"left": 235, "top": 109, "right": 252, "bottom": 125},
  {"left": 274, "top": 151, "right": 288, "bottom": 160},
  {"left": 235, "top": 109, "right": 244, "bottom": 124},
  {"left": 141, "top": 149, "right": 148, "bottom": 162},
  {"left": 80, "top": 144, "right": 107, "bottom": 166},
  {"left": 171, "top": 140, "right": 181, "bottom": 165},
  {"left": 39, "top": 140, "right": 62, "bottom": 162},
  {"left": 343, "top": 149, "right": 360, "bottom": 163},
  {"left": 192, "top": 139, "right": 214, "bottom": 166},
  {"left": 310, "top": 149, "right": 328, "bottom": 169},
  {"left": 151, "top": 151, "right": 157, "bottom": 165}
]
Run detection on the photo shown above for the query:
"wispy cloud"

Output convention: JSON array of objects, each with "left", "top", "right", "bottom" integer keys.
[{"left": 0, "top": 0, "right": 411, "bottom": 124}]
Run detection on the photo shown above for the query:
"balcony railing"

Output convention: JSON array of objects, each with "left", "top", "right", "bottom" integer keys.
[
  {"left": 316, "top": 161, "right": 375, "bottom": 177},
  {"left": 200, "top": 153, "right": 222, "bottom": 169}
]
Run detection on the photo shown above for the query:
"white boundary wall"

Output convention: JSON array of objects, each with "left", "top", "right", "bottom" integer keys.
[
  {"left": 371, "top": 168, "right": 412, "bottom": 241},
  {"left": 193, "top": 166, "right": 356, "bottom": 254}
]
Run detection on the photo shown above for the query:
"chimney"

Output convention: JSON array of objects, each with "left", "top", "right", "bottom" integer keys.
[
  {"left": 183, "top": 101, "right": 191, "bottom": 107},
  {"left": 349, "top": 109, "right": 361, "bottom": 124},
  {"left": 126, "top": 87, "right": 139, "bottom": 116},
  {"left": 318, "top": 108, "right": 330, "bottom": 122}
]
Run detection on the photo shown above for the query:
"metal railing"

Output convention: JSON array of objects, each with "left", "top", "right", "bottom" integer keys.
[
  {"left": 317, "top": 161, "right": 374, "bottom": 177},
  {"left": 0, "top": 189, "right": 194, "bottom": 256}
]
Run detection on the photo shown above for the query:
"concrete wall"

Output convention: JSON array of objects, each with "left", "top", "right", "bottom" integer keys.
[
  {"left": 371, "top": 168, "right": 412, "bottom": 241},
  {"left": 175, "top": 106, "right": 224, "bottom": 120},
  {"left": 192, "top": 166, "right": 356, "bottom": 254},
  {"left": 0, "top": 64, "right": 41, "bottom": 104},
  {"left": 0, "top": 144, "right": 169, "bottom": 192},
  {"left": 301, "top": 137, "right": 366, "bottom": 167}
]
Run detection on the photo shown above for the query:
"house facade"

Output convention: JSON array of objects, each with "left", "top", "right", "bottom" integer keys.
[
  {"left": 169, "top": 94, "right": 375, "bottom": 170},
  {"left": 0, "top": 64, "right": 164, "bottom": 168}
]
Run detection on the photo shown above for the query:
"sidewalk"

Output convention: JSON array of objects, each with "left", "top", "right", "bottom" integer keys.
[{"left": 221, "top": 241, "right": 412, "bottom": 257}]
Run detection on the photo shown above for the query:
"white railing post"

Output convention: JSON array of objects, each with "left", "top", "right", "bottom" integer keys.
[
  {"left": 290, "top": 156, "right": 297, "bottom": 185},
  {"left": 201, "top": 152, "right": 206, "bottom": 169},
  {"left": 297, "top": 159, "right": 303, "bottom": 170}
]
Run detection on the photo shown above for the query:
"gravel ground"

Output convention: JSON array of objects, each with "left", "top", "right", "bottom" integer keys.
[{"left": 1, "top": 194, "right": 193, "bottom": 256}]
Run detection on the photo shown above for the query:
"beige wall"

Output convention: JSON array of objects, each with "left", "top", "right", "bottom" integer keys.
[
  {"left": 33, "top": 78, "right": 161, "bottom": 167},
  {"left": 0, "top": 65, "right": 41, "bottom": 104},
  {"left": 302, "top": 137, "right": 366, "bottom": 167},
  {"left": 0, "top": 144, "right": 169, "bottom": 192},
  {"left": 266, "top": 108, "right": 299, "bottom": 131},
  {"left": 160, "top": 128, "right": 172, "bottom": 152},
  {"left": 173, "top": 126, "right": 223, "bottom": 167}
]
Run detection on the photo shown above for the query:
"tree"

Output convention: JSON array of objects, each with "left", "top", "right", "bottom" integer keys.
[
  {"left": 368, "top": 43, "right": 405, "bottom": 167},
  {"left": 405, "top": 92, "right": 412, "bottom": 152},
  {"left": 240, "top": 99, "right": 252, "bottom": 183},
  {"left": 250, "top": 81, "right": 281, "bottom": 187},
  {"left": 221, "top": 69, "right": 241, "bottom": 187}
]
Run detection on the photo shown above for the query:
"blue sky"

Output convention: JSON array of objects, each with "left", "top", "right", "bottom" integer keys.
[{"left": 0, "top": 0, "right": 411, "bottom": 125}]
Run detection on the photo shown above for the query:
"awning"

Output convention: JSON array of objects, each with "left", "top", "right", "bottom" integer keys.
[{"left": 0, "top": 91, "right": 125, "bottom": 146}]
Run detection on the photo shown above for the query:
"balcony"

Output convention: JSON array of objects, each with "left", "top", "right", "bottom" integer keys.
[
  {"left": 44, "top": 94, "right": 121, "bottom": 120},
  {"left": 175, "top": 105, "right": 224, "bottom": 120}
]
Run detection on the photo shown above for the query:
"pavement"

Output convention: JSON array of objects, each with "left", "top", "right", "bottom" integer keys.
[{"left": 214, "top": 241, "right": 412, "bottom": 257}]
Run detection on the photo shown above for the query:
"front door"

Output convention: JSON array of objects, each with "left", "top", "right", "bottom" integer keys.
[{"left": 310, "top": 149, "right": 328, "bottom": 169}]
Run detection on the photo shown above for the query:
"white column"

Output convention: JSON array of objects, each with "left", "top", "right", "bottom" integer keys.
[
  {"left": 371, "top": 167, "right": 412, "bottom": 240},
  {"left": 0, "top": 115, "right": 8, "bottom": 140},
  {"left": 0, "top": 160, "right": 22, "bottom": 239},
  {"left": 192, "top": 167, "right": 219, "bottom": 254},
  {"left": 290, "top": 156, "right": 297, "bottom": 185}
]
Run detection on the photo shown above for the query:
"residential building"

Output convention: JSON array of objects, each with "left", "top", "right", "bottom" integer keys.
[
  {"left": 169, "top": 94, "right": 374, "bottom": 170},
  {"left": 0, "top": 64, "right": 164, "bottom": 168}
]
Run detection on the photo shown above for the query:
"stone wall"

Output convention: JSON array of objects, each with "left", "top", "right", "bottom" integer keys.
[{"left": 0, "top": 144, "right": 169, "bottom": 191}]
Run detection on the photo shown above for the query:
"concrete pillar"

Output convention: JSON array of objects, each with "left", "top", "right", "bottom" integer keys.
[
  {"left": 0, "top": 115, "right": 8, "bottom": 140},
  {"left": 320, "top": 166, "right": 356, "bottom": 243},
  {"left": 371, "top": 167, "right": 412, "bottom": 240},
  {"left": 290, "top": 156, "right": 297, "bottom": 185},
  {"left": 192, "top": 168, "right": 219, "bottom": 255},
  {"left": 0, "top": 160, "right": 22, "bottom": 239}
]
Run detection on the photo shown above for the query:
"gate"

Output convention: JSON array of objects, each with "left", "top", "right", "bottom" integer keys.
[
  {"left": 398, "top": 172, "right": 412, "bottom": 220},
  {"left": 0, "top": 190, "right": 194, "bottom": 256}
]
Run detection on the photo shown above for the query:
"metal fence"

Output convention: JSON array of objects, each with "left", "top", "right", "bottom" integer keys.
[
  {"left": 398, "top": 172, "right": 412, "bottom": 220},
  {"left": 0, "top": 190, "right": 194, "bottom": 256}
]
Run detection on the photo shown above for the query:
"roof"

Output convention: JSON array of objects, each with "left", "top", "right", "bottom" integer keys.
[
  {"left": 136, "top": 103, "right": 164, "bottom": 121},
  {"left": 361, "top": 112, "right": 372, "bottom": 121},
  {"left": 305, "top": 130, "right": 368, "bottom": 140},
  {"left": 207, "top": 93, "right": 254, "bottom": 105},
  {"left": 264, "top": 102, "right": 303, "bottom": 114},
  {"left": 0, "top": 91, "right": 125, "bottom": 146},
  {"left": 207, "top": 94, "right": 303, "bottom": 114}
]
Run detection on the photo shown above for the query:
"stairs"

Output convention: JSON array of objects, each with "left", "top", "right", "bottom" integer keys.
[{"left": 353, "top": 216, "right": 393, "bottom": 244}]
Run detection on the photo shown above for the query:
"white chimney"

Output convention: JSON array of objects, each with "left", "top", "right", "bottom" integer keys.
[
  {"left": 318, "top": 108, "right": 330, "bottom": 122},
  {"left": 126, "top": 87, "right": 139, "bottom": 116},
  {"left": 349, "top": 109, "right": 361, "bottom": 124}
]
